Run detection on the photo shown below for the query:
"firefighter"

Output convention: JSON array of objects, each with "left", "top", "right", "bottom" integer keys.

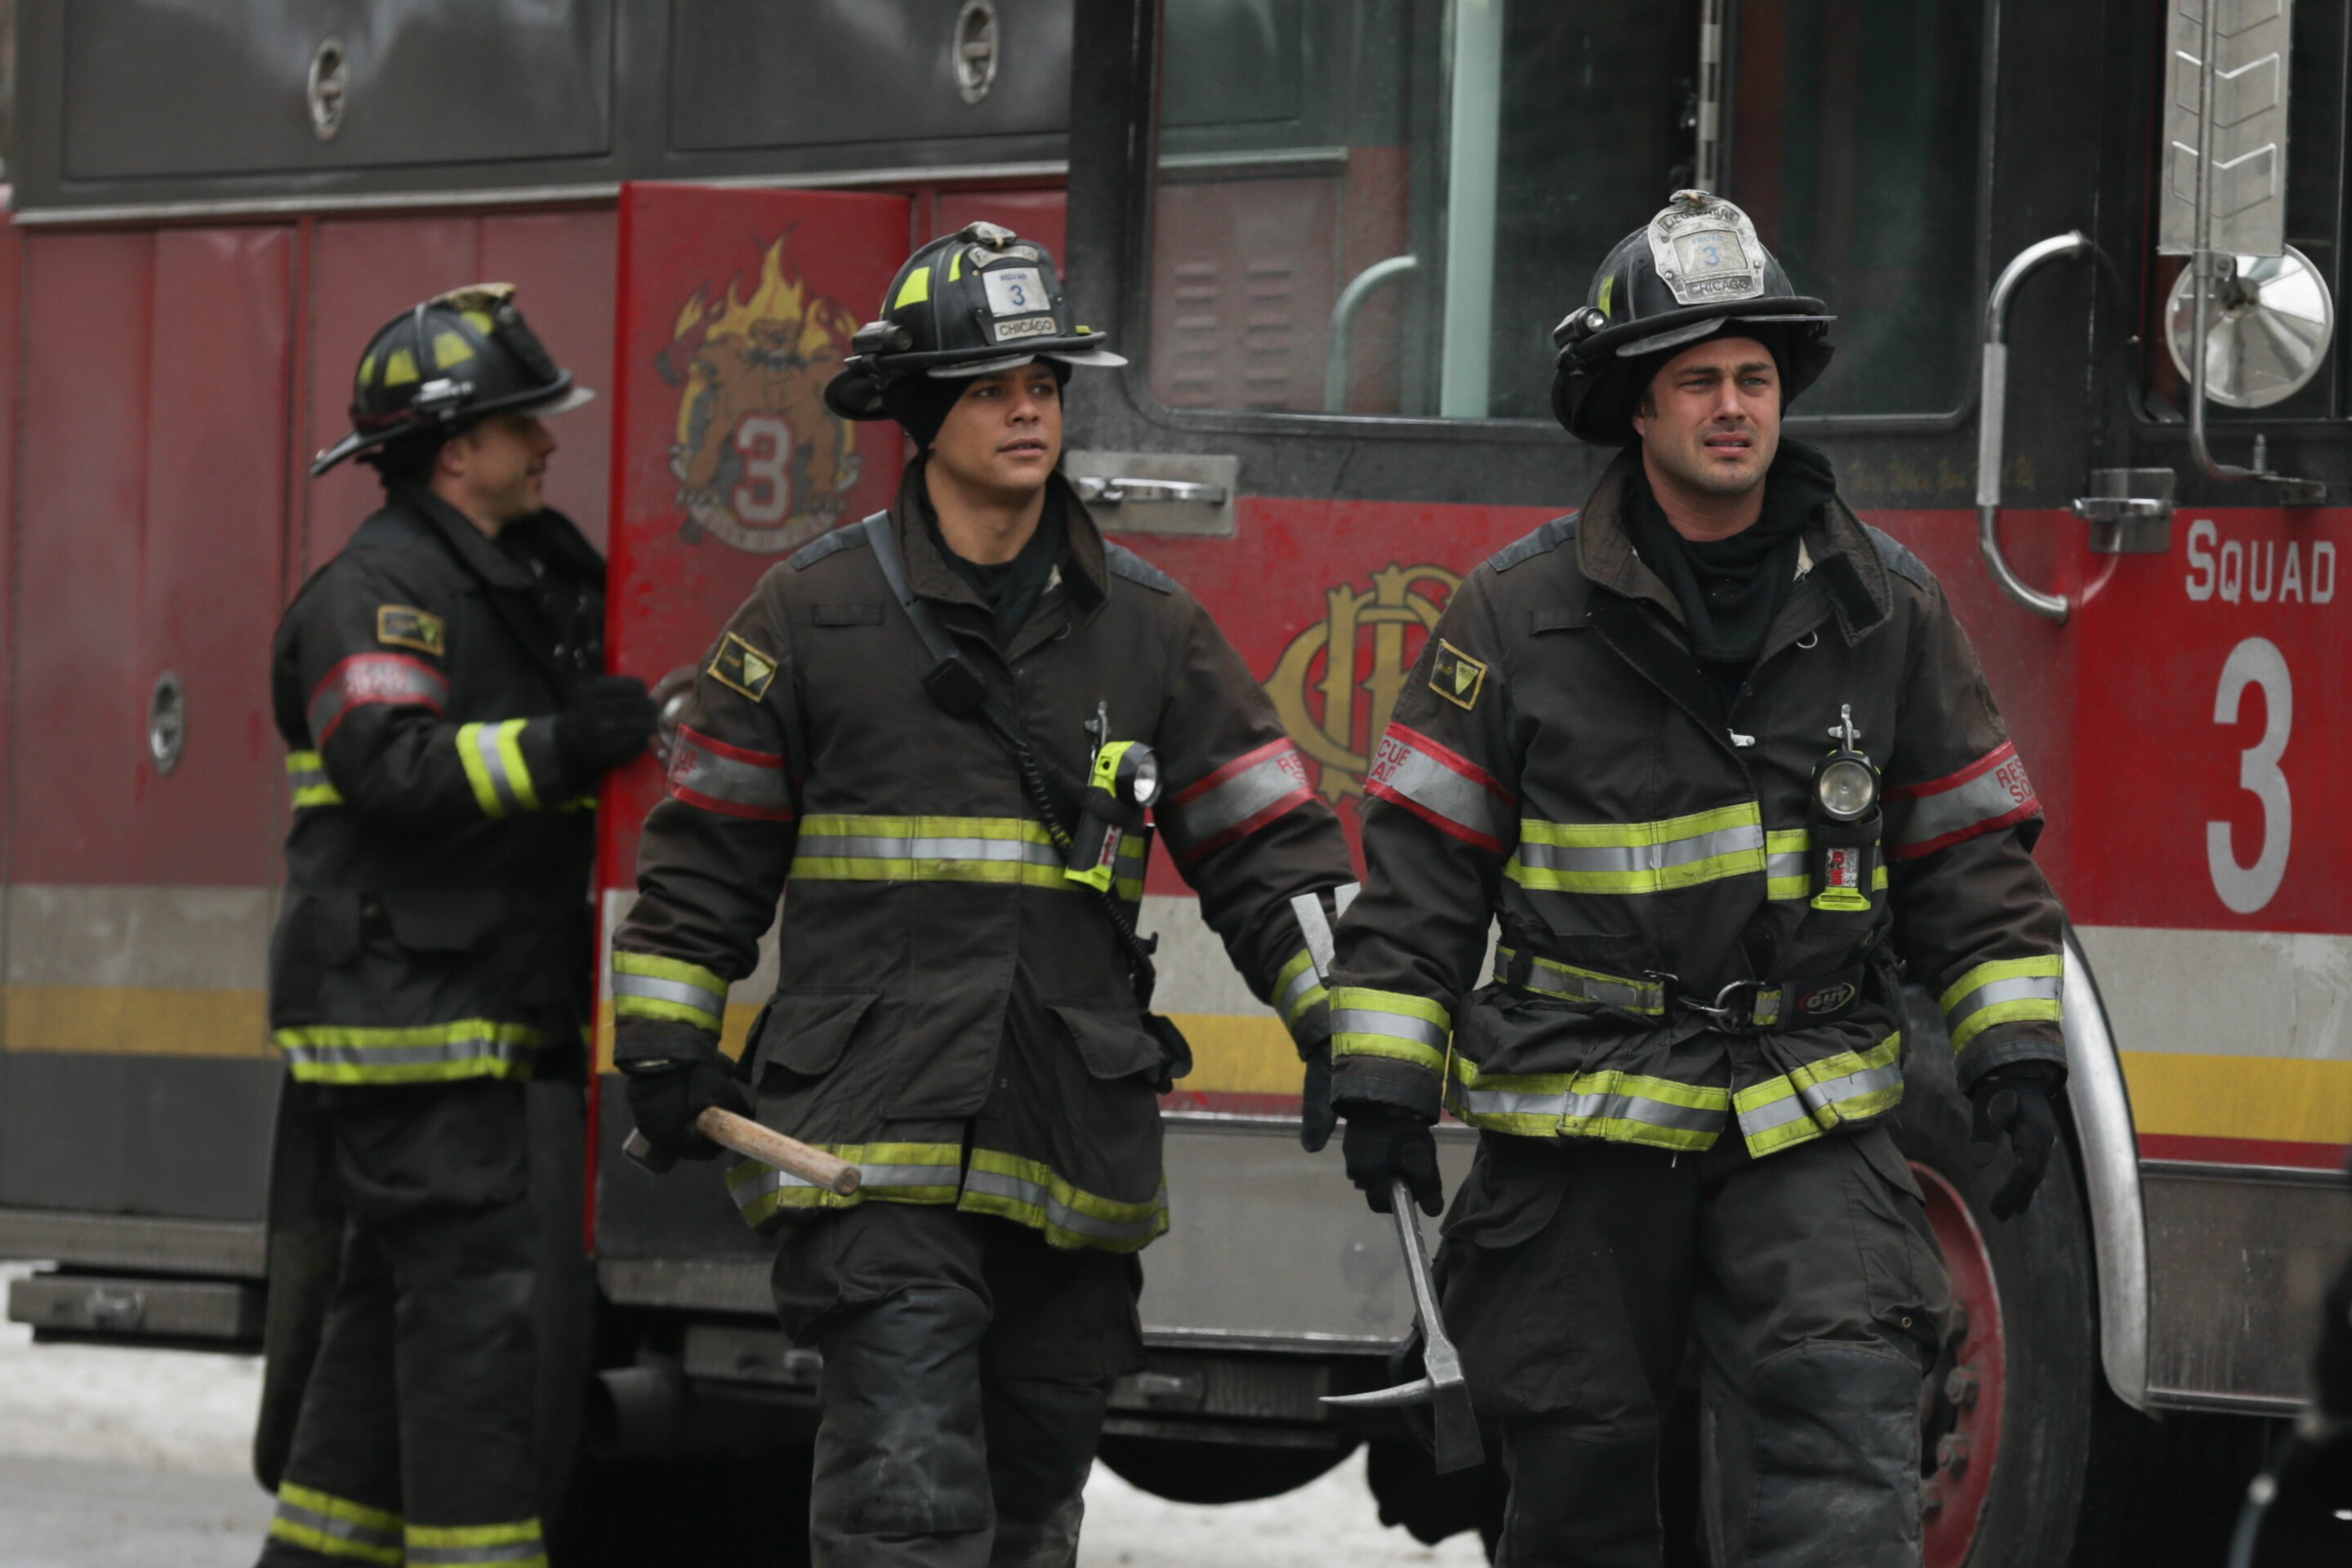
[
  {"left": 611, "top": 221, "right": 1357, "bottom": 1566},
  {"left": 1327, "top": 191, "right": 2068, "bottom": 1567},
  {"left": 258, "top": 286, "right": 653, "bottom": 1568}
]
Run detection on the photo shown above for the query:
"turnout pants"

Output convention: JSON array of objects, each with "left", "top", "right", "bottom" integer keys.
[
  {"left": 258, "top": 1080, "right": 544, "bottom": 1568},
  {"left": 1440, "top": 1123, "right": 1949, "bottom": 1568},
  {"left": 770, "top": 1204, "right": 1146, "bottom": 1568}
]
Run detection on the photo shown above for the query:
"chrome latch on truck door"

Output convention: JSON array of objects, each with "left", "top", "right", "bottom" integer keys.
[
  {"left": 1062, "top": 452, "right": 1239, "bottom": 537},
  {"left": 2072, "top": 469, "right": 2175, "bottom": 555}
]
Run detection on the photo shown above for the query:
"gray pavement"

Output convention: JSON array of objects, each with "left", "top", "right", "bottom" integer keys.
[
  {"left": 0, "top": 1455, "right": 269, "bottom": 1568},
  {"left": 0, "top": 1266, "right": 1477, "bottom": 1566}
]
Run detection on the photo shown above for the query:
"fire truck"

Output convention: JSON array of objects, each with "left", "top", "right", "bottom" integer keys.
[{"left": 0, "top": 2, "right": 2345, "bottom": 1562}]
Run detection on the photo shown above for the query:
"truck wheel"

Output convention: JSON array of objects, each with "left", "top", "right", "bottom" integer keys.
[
  {"left": 1095, "top": 1434, "right": 1354, "bottom": 1503},
  {"left": 1891, "top": 989, "right": 2096, "bottom": 1568}
]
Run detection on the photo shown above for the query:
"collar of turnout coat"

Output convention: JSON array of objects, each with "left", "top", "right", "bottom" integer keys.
[
  {"left": 385, "top": 481, "right": 605, "bottom": 595},
  {"left": 1573, "top": 446, "right": 1900, "bottom": 649},
  {"left": 889, "top": 457, "right": 1113, "bottom": 625}
]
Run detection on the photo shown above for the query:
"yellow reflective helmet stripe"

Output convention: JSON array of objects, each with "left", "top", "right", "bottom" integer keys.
[
  {"left": 895, "top": 265, "right": 932, "bottom": 309},
  {"left": 1941, "top": 954, "right": 2064, "bottom": 1053}
]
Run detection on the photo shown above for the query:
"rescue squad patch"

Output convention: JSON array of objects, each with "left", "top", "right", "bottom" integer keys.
[
  {"left": 708, "top": 632, "right": 780, "bottom": 701},
  {"left": 375, "top": 605, "right": 445, "bottom": 657},
  {"left": 1429, "top": 640, "right": 1489, "bottom": 711}
]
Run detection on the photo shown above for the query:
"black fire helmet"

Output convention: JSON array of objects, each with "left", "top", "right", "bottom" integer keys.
[
  {"left": 1550, "top": 191, "right": 1836, "bottom": 445},
  {"left": 823, "top": 221, "right": 1125, "bottom": 423},
  {"left": 312, "top": 283, "right": 595, "bottom": 475}
]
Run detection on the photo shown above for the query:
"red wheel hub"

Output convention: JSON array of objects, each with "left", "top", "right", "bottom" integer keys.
[{"left": 1914, "top": 1160, "right": 2007, "bottom": 1568}]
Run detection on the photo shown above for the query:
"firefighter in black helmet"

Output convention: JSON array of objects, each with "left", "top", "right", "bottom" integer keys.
[
  {"left": 612, "top": 222, "right": 1358, "bottom": 1566},
  {"left": 255, "top": 285, "right": 654, "bottom": 1568},
  {"left": 1330, "top": 191, "right": 2068, "bottom": 1566}
]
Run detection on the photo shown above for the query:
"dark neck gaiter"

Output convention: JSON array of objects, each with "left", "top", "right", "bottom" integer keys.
[
  {"left": 1622, "top": 438, "right": 1838, "bottom": 675},
  {"left": 919, "top": 461, "right": 1067, "bottom": 642}
]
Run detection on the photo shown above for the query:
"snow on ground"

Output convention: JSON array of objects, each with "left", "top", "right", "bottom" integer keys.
[
  {"left": 0, "top": 1264, "right": 265, "bottom": 1477},
  {"left": 0, "top": 1263, "right": 1484, "bottom": 1565}
]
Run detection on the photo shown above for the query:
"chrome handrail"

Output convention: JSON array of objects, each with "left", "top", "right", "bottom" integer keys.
[
  {"left": 1977, "top": 232, "right": 2092, "bottom": 622},
  {"left": 1324, "top": 254, "right": 1419, "bottom": 412}
]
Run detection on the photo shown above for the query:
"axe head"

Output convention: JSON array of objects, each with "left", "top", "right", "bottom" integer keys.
[
  {"left": 621, "top": 1126, "right": 679, "bottom": 1176},
  {"left": 1321, "top": 1373, "right": 1485, "bottom": 1473}
]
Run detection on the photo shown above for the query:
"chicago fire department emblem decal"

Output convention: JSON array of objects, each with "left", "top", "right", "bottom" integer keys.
[
  {"left": 661, "top": 238, "right": 864, "bottom": 555},
  {"left": 1263, "top": 564, "right": 1460, "bottom": 800}
]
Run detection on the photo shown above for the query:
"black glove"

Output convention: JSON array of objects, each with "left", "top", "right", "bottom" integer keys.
[
  {"left": 1969, "top": 1068, "right": 2060, "bottom": 1220},
  {"left": 623, "top": 1045, "right": 752, "bottom": 1164},
  {"left": 555, "top": 674, "right": 659, "bottom": 777},
  {"left": 1299, "top": 1043, "right": 1337, "bottom": 1154},
  {"left": 1342, "top": 1102, "right": 1443, "bottom": 1216}
]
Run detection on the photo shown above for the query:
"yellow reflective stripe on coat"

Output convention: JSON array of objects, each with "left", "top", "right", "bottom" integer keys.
[
  {"left": 274, "top": 1019, "right": 539, "bottom": 1085},
  {"left": 612, "top": 951, "right": 729, "bottom": 1032},
  {"left": 286, "top": 750, "right": 345, "bottom": 808},
  {"left": 1446, "top": 1054, "right": 1727, "bottom": 1149},
  {"left": 270, "top": 1482, "right": 404, "bottom": 1566},
  {"left": 727, "top": 1142, "right": 968, "bottom": 1227},
  {"left": 1763, "top": 828, "right": 1889, "bottom": 901},
  {"left": 959, "top": 1149, "right": 1169, "bottom": 1253},
  {"left": 1507, "top": 803, "right": 1766, "bottom": 895},
  {"left": 1274, "top": 947, "right": 1329, "bottom": 1037},
  {"left": 792, "top": 813, "right": 1145, "bottom": 899},
  {"left": 1940, "top": 954, "right": 2064, "bottom": 1053},
  {"left": 1732, "top": 1033, "right": 1906, "bottom": 1156},
  {"left": 1491, "top": 947, "right": 1666, "bottom": 1015},
  {"left": 1329, "top": 987, "right": 1450, "bottom": 1074},
  {"left": 405, "top": 1517, "right": 549, "bottom": 1568},
  {"left": 457, "top": 719, "right": 541, "bottom": 817}
]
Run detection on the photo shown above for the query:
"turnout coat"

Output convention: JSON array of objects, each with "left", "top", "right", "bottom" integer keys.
[
  {"left": 1329, "top": 449, "right": 2067, "bottom": 1156},
  {"left": 267, "top": 485, "right": 608, "bottom": 1086},
  {"left": 612, "top": 466, "right": 1356, "bottom": 1251}
]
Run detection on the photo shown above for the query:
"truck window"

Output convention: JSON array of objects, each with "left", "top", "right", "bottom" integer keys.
[{"left": 1145, "top": 0, "right": 1984, "bottom": 422}]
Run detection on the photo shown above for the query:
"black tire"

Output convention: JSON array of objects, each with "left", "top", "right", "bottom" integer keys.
[
  {"left": 1095, "top": 1434, "right": 1356, "bottom": 1503},
  {"left": 1889, "top": 986, "right": 2096, "bottom": 1567},
  {"left": 2069, "top": 1390, "right": 2278, "bottom": 1568}
]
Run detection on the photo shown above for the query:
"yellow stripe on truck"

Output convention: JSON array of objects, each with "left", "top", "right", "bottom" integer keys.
[
  {"left": 2, "top": 985, "right": 272, "bottom": 1059},
  {"left": 2120, "top": 1049, "right": 2352, "bottom": 1149}
]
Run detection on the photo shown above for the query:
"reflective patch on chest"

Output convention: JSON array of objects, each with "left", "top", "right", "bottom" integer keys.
[
  {"left": 1428, "top": 639, "right": 1490, "bottom": 710},
  {"left": 708, "top": 630, "right": 780, "bottom": 701},
  {"left": 375, "top": 604, "right": 445, "bottom": 657}
]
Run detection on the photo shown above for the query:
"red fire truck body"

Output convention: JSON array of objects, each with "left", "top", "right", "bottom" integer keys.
[{"left": 1, "top": 3, "right": 2347, "bottom": 1562}]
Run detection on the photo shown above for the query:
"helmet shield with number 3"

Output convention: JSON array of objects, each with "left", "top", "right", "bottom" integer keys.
[
  {"left": 823, "top": 222, "right": 1125, "bottom": 421},
  {"left": 312, "top": 283, "right": 595, "bottom": 474},
  {"left": 1550, "top": 191, "right": 1836, "bottom": 444}
]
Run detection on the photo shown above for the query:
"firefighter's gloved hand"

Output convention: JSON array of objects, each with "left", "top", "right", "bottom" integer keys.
[
  {"left": 623, "top": 1045, "right": 751, "bottom": 1164},
  {"left": 1969, "top": 1067, "right": 2060, "bottom": 1220},
  {"left": 1298, "top": 1043, "right": 1337, "bottom": 1154},
  {"left": 1342, "top": 1102, "right": 1442, "bottom": 1216},
  {"left": 555, "top": 674, "right": 659, "bottom": 776}
]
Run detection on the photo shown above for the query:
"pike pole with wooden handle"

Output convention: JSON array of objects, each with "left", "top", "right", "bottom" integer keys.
[{"left": 622, "top": 1106, "right": 862, "bottom": 1196}]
